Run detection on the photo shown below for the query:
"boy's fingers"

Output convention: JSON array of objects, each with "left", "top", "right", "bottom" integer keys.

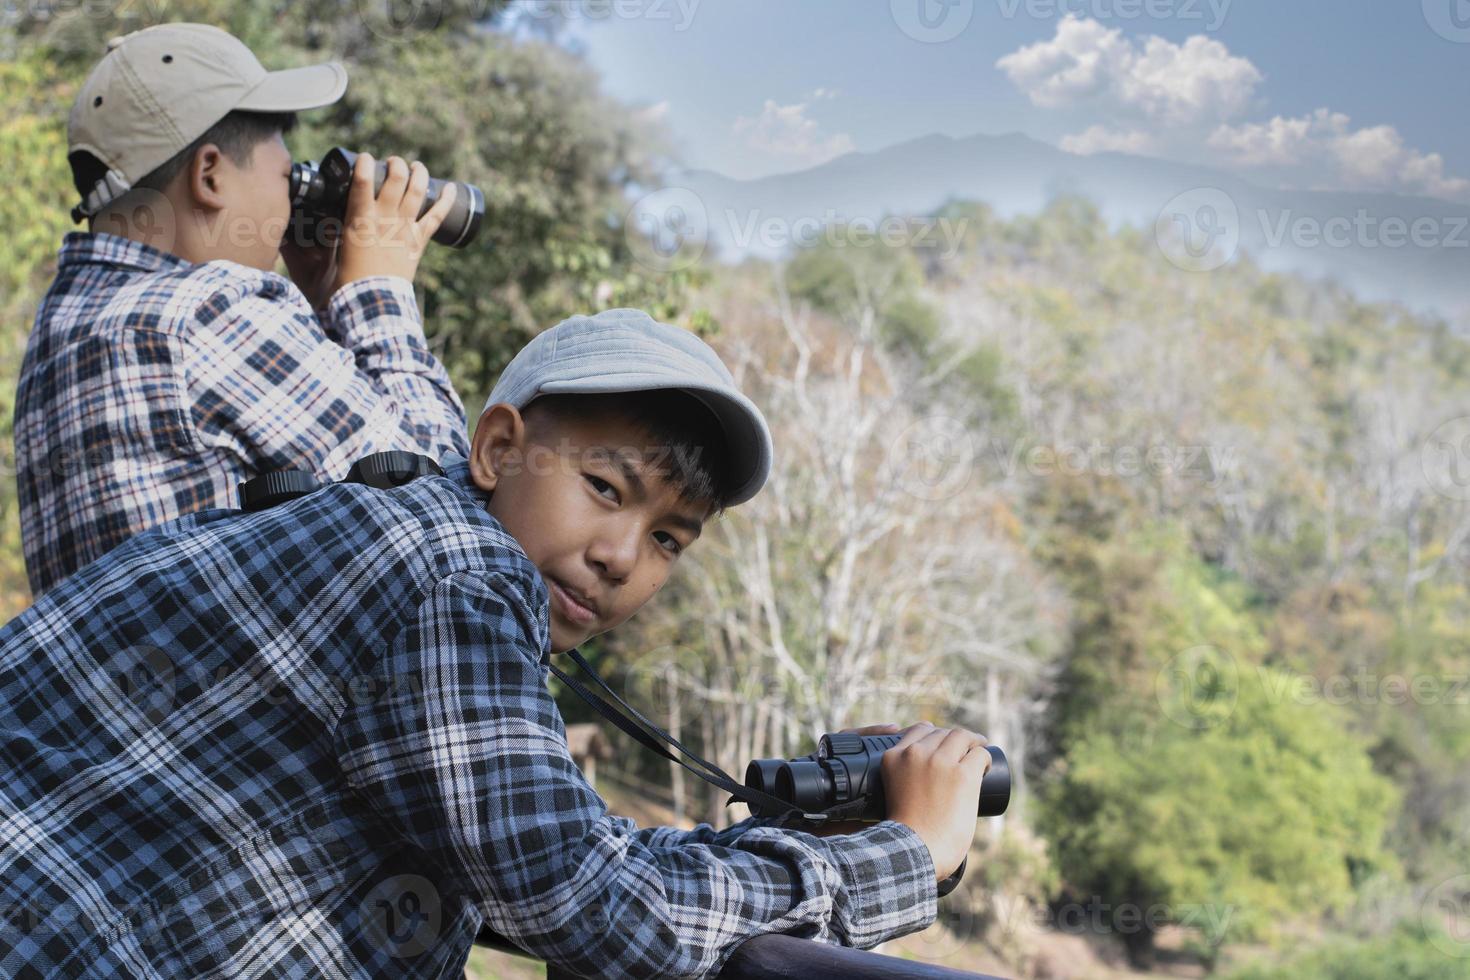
[
  {"left": 420, "top": 180, "right": 457, "bottom": 233},
  {"left": 889, "top": 720, "right": 937, "bottom": 751},
  {"left": 889, "top": 725, "right": 951, "bottom": 762},
  {"left": 934, "top": 728, "right": 987, "bottom": 765},
  {"left": 838, "top": 723, "right": 901, "bottom": 736},
  {"left": 404, "top": 161, "right": 430, "bottom": 214},
  {"left": 913, "top": 726, "right": 954, "bottom": 753},
  {"left": 411, "top": 181, "right": 456, "bottom": 245},
  {"left": 350, "top": 152, "right": 375, "bottom": 208},
  {"left": 381, "top": 155, "right": 409, "bottom": 201}
]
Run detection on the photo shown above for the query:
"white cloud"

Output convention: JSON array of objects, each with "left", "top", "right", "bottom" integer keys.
[
  {"left": 633, "top": 100, "right": 670, "bottom": 125},
  {"left": 733, "top": 99, "right": 855, "bottom": 170},
  {"left": 1059, "top": 124, "right": 1159, "bottom": 156},
  {"left": 996, "top": 14, "right": 1260, "bottom": 126},
  {"left": 1209, "top": 109, "right": 1470, "bottom": 200},
  {"left": 997, "top": 17, "right": 1470, "bottom": 202}
]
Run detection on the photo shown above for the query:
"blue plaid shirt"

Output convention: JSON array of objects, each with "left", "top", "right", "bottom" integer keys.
[
  {"left": 0, "top": 452, "right": 939, "bottom": 978},
  {"left": 13, "top": 231, "right": 470, "bottom": 600}
]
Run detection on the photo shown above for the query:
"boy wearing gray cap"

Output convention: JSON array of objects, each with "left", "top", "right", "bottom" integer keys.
[
  {"left": 0, "top": 309, "right": 990, "bottom": 978},
  {"left": 14, "top": 23, "right": 465, "bottom": 599}
]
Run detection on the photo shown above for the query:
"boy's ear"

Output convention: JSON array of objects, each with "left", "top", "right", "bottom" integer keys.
[
  {"left": 185, "top": 144, "right": 230, "bottom": 211},
  {"left": 469, "top": 403, "right": 528, "bottom": 493}
]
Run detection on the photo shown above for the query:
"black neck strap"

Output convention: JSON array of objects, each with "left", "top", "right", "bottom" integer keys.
[{"left": 549, "top": 647, "right": 847, "bottom": 825}]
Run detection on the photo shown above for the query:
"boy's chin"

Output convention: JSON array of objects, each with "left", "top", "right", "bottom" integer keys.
[{"left": 548, "top": 627, "right": 584, "bottom": 655}]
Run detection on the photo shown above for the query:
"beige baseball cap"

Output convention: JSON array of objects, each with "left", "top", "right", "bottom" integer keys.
[{"left": 68, "top": 22, "right": 347, "bottom": 220}]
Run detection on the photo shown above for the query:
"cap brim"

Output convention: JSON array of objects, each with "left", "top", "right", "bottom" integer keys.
[{"left": 235, "top": 62, "right": 347, "bottom": 112}]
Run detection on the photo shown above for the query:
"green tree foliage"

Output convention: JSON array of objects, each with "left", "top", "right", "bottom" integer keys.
[
  {"left": 784, "top": 233, "right": 1018, "bottom": 427},
  {"left": 1037, "top": 534, "right": 1400, "bottom": 962},
  {"left": 0, "top": 54, "right": 83, "bottom": 617},
  {"left": 1223, "top": 920, "right": 1467, "bottom": 980}
]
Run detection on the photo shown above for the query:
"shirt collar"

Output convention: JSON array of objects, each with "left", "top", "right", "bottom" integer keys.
[
  {"left": 438, "top": 450, "right": 554, "bottom": 667},
  {"left": 438, "top": 451, "right": 489, "bottom": 508},
  {"left": 58, "top": 231, "right": 196, "bottom": 276}
]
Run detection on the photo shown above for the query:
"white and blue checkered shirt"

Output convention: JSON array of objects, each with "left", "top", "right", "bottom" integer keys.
[
  {"left": 0, "top": 454, "right": 939, "bottom": 978},
  {"left": 13, "top": 231, "right": 470, "bottom": 599}
]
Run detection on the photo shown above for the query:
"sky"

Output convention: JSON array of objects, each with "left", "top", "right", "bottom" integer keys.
[{"left": 544, "top": 0, "right": 1470, "bottom": 201}]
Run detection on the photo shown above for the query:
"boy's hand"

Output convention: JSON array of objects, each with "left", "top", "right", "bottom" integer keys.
[
  {"left": 279, "top": 219, "right": 340, "bottom": 314},
  {"left": 881, "top": 721, "right": 990, "bottom": 882},
  {"left": 333, "top": 152, "right": 458, "bottom": 292}
]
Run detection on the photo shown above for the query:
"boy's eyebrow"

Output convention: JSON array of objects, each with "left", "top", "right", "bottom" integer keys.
[
  {"left": 612, "top": 453, "right": 648, "bottom": 498},
  {"left": 610, "top": 452, "right": 704, "bottom": 537},
  {"left": 667, "top": 513, "right": 704, "bottom": 536}
]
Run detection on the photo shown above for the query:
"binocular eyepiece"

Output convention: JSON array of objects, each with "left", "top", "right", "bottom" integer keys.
[
  {"left": 744, "top": 732, "right": 1010, "bottom": 822},
  {"left": 288, "top": 147, "right": 485, "bottom": 249}
]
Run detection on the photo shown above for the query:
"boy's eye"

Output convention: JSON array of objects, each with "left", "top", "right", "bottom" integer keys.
[
  {"left": 586, "top": 474, "right": 619, "bottom": 502},
  {"left": 654, "top": 531, "right": 683, "bottom": 556}
]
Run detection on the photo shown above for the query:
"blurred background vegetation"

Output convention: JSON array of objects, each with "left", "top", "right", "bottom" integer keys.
[{"left": 4, "top": 3, "right": 1469, "bottom": 978}]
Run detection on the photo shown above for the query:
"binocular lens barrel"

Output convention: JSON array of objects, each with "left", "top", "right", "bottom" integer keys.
[
  {"left": 743, "top": 736, "right": 1011, "bottom": 820},
  {"left": 288, "top": 147, "right": 485, "bottom": 249},
  {"left": 743, "top": 759, "right": 786, "bottom": 796},
  {"left": 774, "top": 760, "right": 833, "bottom": 811}
]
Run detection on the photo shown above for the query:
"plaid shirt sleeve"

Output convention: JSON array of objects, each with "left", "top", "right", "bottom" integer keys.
[
  {"left": 184, "top": 273, "right": 470, "bottom": 475},
  {"left": 332, "top": 571, "right": 939, "bottom": 979}
]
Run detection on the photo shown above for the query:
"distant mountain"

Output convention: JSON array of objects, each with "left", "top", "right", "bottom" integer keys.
[{"left": 669, "top": 133, "right": 1469, "bottom": 317}]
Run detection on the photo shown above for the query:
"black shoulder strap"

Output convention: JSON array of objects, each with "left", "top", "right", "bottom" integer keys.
[{"left": 549, "top": 648, "right": 835, "bottom": 824}]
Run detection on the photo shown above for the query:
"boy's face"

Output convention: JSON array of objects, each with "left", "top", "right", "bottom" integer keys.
[
  {"left": 468, "top": 403, "right": 711, "bottom": 653},
  {"left": 214, "top": 132, "right": 294, "bottom": 271},
  {"left": 90, "top": 133, "right": 294, "bottom": 271}
]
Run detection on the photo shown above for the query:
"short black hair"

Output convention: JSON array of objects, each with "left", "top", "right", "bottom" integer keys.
[
  {"left": 69, "top": 109, "right": 298, "bottom": 205},
  {"left": 521, "top": 390, "right": 738, "bottom": 518}
]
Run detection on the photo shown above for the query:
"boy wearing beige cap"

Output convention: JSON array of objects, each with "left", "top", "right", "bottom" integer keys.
[
  {"left": 14, "top": 22, "right": 466, "bottom": 599},
  {"left": 0, "top": 309, "right": 990, "bottom": 978}
]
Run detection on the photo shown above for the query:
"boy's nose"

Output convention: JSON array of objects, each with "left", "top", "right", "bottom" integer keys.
[{"left": 588, "top": 521, "right": 641, "bottom": 583}]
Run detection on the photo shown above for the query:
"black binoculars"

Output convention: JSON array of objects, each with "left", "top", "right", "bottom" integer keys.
[
  {"left": 289, "top": 146, "right": 485, "bottom": 249},
  {"left": 744, "top": 732, "right": 1010, "bottom": 822}
]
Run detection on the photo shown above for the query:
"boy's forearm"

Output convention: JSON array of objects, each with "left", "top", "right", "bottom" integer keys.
[
  {"left": 490, "top": 812, "right": 938, "bottom": 978},
  {"left": 319, "top": 274, "right": 470, "bottom": 459},
  {"left": 627, "top": 811, "right": 941, "bottom": 947}
]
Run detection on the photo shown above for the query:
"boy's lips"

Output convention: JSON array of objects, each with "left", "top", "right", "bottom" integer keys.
[{"left": 549, "top": 577, "right": 600, "bottom": 625}]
